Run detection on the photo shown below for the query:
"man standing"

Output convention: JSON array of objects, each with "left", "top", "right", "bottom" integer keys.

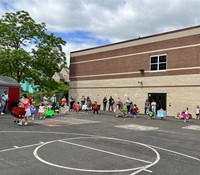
[
  {"left": 1, "top": 94, "right": 6, "bottom": 114},
  {"left": 2, "top": 91, "right": 8, "bottom": 113},
  {"left": 108, "top": 96, "right": 115, "bottom": 112},
  {"left": 51, "top": 94, "right": 56, "bottom": 110}
]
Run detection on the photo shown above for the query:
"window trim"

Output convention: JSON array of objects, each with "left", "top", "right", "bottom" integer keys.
[{"left": 150, "top": 54, "right": 167, "bottom": 72}]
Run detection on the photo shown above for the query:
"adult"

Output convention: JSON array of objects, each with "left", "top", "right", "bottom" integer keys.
[
  {"left": 86, "top": 97, "right": 92, "bottom": 110},
  {"left": 43, "top": 95, "right": 49, "bottom": 106},
  {"left": 108, "top": 96, "right": 115, "bottom": 112},
  {"left": 81, "top": 96, "right": 86, "bottom": 106},
  {"left": 144, "top": 99, "right": 150, "bottom": 114},
  {"left": 61, "top": 96, "right": 67, "bottom": 106},
  {"left": 126, "top": 97, "right": 132, "bottom": 113},
  {"left": 116, "top": 97, "right": 121, "bottom": 109},
  {"left": 1, "top": 94, "right": 6, "bottom": 115},
  {"left": 18, "top": 94, "right": 31, "bottom": 126},
  {"left": 69, "top": 97, "right": 75, "bottom": 110},
  {"left": 51, "top": 94, "right": 56, "bottom": 110},
  {"left": 151, "top": 100, "right": 157, "bottom": 113},
  {"left": 2, "top": 91, "right": 8, "bottom": 113},
  {"left": 102, "top": 96, "right": 107, "bottom": 112},
  {"left": 29, "top": 96, "right": 34, "bottom": 105}
]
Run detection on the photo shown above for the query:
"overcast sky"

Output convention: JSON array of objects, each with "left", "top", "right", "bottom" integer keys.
[{"left": 0, "top": 0, "right": 200, "bottom": 66}]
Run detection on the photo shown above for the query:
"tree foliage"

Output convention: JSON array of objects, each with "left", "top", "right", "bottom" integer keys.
[{"left": 0, "top": 10, "right": 67, "bottom": 90}]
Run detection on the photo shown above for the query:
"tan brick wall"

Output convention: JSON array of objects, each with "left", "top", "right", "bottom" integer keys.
[{"left": 69, "top": 74, "right": 200, "bottom": 117}]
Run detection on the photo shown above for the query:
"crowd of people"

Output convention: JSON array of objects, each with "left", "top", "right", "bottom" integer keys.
[
  {"left": 10, "top": 94, "right": 71, "bottom": 126},
  {"left": 175, "top": 106, "right": 200, "bottom": 122},
  {"left": 1, "top": 92, "right": 200, "bottom": 125}
]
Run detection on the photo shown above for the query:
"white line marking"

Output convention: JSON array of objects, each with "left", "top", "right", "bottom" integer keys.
[
  {"left": 0, "top": 131, "right": 199, "bottom": 174},
  {"left": 144, "top": 169, "right": 153, "bottom": 173},
  {"left": 33, "top": 136, "right": 160, "bottom": 173},
  {"left": 59, "top": 140, "right": 152, "bottom": 164},
  {"left": 182, "top": 125, "right": 200, "bottom": 131},
  {"left": 147, "top": 144, "right": 200, "bottom": 161},
  {"left": 0, "top": 143, "right": 42, "bottom": 153},
  {"left": 115, "top": 124, "right": 158, "bottom": 131}
]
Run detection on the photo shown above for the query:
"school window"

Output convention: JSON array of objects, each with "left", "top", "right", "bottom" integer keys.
[{"left": 150, "top": 54, "right": 167, "bottom": 71}]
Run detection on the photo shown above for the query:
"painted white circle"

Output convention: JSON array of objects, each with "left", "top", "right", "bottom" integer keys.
[{"left": 33, "top": 135, "right": 160, "bottom": 173}]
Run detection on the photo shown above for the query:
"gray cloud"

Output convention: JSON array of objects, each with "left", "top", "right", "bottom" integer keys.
[{"left": 1, "top": 0, "right": 200, "bottom": 57}]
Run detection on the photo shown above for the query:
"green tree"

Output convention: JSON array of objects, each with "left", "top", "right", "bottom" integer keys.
[{"left": 0, "top": 10, "right": 67, "bottom": 90}]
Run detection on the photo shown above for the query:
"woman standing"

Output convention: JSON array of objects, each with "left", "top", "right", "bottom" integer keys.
[
  {"left": 151, "top": 100, "right": 157, "bottom": 113},
  {"left": 126, "top": 97, "right": 132, "bottom": 113},
  {"left": 18, "top": 94, "right": 31, "bottom": 126},
  {"left": 61, "top": 96, "right": 67, "bottom": 106},
  {"left": 103, "top": 96, "right": 107, "bottom": 112},
  {"left": 144, "top": 99, "right": 150, "bottom": 114},
  {"left": 0, "top": 94, "right": 6, "bottom": 115}
]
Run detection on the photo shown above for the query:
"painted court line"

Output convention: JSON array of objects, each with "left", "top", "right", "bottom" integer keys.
[
  {"left": 147, "top": 144, "right": 200, "bottom": 161},
  {"left": 0, "top": 142, "right": 42, "bottom": 153},
  {"left": 182, "top": 125, "right": 200, "bottom": 131},
  {"left": 115, "top": 124, "right": 159, "bottom": 131},
  {"left": 59, "top": 140, "right": 152, "bottom": 164},
  {"left": 1, "top": 131, "right": 199, "bottom": 174},
  {"left": 33, "top": 136, "right": 159, "bottom": 173}
]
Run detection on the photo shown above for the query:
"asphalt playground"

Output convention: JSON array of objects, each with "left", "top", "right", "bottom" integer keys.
[{"left": 0, "top": 111, "right": 200, "bottom": 175}]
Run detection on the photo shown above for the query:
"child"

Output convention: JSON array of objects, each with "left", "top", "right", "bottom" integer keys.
[
  {"left": 60, "top": 104, "right": 69, "bottom": 115},
  {"left": 92, "top": 101, "right": 99, "bottom": 114},
  {"left": 38, "top": 103, "right": 45, "bottom": 119},
  {"left": 30, "top": 102, "right": 36, "bottom": 120},
  {"left": 175, "top": 112, "right": 181, "bottom": 119},
  {"left": 115, "top": 104, "right": 128, "bottom": 117},
  {"left": 195, "top": 105, "right": 200, "bottom": 120},
  {"left": 130, "top": 104, "right": 140, "bottom": 118},
  {"left": 146, "top": 108, "right": 154, "bottom": 119},
  {"left": 74, "top": 102, "right": 81, "bottom": 112},
  {"left": 44, "top": 103, "right": 54, "bottom": 118},
  {"left": 183, "top": 107, "right": 192, "bottom": 122},
  {"left": 54, "top": 102, "right": 60, "bottom": 115}
]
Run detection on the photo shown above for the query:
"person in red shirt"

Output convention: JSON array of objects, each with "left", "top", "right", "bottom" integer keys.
[
  {"left": 130, "top": 104, "right": 140, "bottom": 118},
  {"left": 61, "top": 96, "right": 67, "bottom": 106},
  {"left": 29, "top": 96, "right": 34, "bottom": 105},
  {"left": 92, "top": 101, "right": 99, "bottom": 114}
]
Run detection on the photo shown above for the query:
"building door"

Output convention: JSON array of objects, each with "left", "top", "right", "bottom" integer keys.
[
  {"left": 8, "top": 87, "right": 20, "bottom": 110},
  {"left": 148, "top": 93, "right": 167, "bottom": 111}
]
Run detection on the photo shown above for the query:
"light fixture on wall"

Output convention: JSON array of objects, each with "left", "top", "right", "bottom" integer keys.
[
  {"left": 138, "top": 81, "right": 143, "bottom": 85},
  {"left": 138, "top": 69, "right": 145, "bottom": 74}
]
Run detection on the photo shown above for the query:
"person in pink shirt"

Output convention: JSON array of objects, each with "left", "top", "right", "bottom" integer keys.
[
  {"left": 18, "top": 94, "right": 31, "bottom": 126},
  {"left": 151, "top": 100, "right": 157, "bottom": 113},
  {"left": 116, "top": 97, "right": 121, "bottom": 109}
]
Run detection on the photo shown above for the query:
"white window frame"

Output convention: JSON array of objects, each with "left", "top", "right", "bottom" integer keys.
[{"left": 150, "top": 54, "right": 167, "bottom": 72}]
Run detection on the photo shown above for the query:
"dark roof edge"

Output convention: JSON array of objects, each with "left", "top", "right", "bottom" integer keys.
[{"left": 0, "top": 76, "right": 20, "bottom": 87}]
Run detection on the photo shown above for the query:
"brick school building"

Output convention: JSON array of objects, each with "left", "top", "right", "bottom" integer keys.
[{"left": 69, "top": 25, "right": 200, "bottom": 117}]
